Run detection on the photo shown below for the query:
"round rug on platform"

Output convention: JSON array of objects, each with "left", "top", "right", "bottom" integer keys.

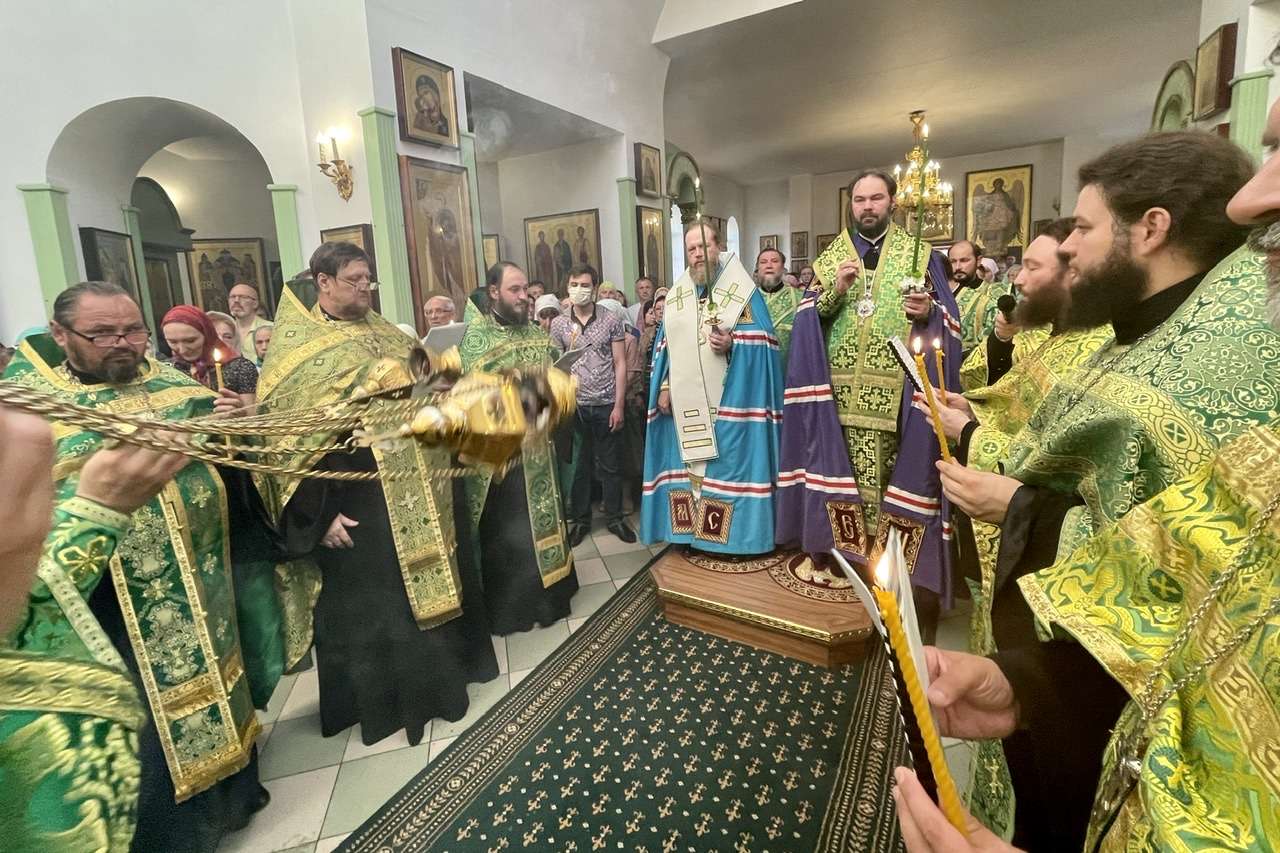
[
  {"left": 768, "top": 553, "right": 858, "bottom": 603},
  {"left": 683, "top": 548, "right": 790, "bottom": 574}
]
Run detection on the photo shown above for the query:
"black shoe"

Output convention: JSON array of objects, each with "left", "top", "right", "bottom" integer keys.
[
  {"left": 251, "top": 786, "right": 271, "bottom": 814},
  {"left": 607, "top": 520, "right": 637, "bottom": 543},
  {"left": 569, "top": 523, "right": 589, "bottom": 548}
]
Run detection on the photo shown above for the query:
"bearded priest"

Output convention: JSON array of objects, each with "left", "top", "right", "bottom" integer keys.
[{"left": 640, "top": 221, "right": 783, "bottom": 554}]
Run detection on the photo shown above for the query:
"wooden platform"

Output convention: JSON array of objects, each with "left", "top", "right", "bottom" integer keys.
[{"left": 649, "top": 548, "right": 874, "bottom": 668}]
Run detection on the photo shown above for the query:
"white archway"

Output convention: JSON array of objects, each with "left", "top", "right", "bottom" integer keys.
[{"left": 726, "top": 215, "right": 740, "bottom": 260}]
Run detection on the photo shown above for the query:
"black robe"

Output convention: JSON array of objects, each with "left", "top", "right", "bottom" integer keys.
[
  {"left": 279, "top": 446, "right": 498, "bottom": 747},
  {"left": 477, "top": 462, "right": 578, "bottom": 635}
]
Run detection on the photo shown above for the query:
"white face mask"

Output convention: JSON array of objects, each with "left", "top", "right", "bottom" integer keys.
[{"left": 568, "top": 285, "right": 594, "bottom": 306}]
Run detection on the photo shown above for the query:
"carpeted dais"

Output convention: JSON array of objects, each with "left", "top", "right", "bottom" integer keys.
[{"left": 342, "top": 560, "right": 906, "bottom": 852}]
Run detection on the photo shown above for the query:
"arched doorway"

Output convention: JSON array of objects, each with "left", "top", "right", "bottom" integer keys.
[{"left": 45, "top": 97, "right": 280, "bottom": 332}]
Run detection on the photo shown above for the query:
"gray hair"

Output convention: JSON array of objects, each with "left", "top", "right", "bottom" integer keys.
[
  {"left": 51, "top": 281, "right": 129, "bottom": 328},
  {"left": 426, "top": 294, "right": 456, "bottom": 311}
]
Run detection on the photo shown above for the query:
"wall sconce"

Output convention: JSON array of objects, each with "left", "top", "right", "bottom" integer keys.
[{"left": 316, "top": 127, "right": 354, "bottom": 201}]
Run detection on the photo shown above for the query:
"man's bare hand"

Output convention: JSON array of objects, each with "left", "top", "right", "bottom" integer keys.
[
  {"left": 936, "top": 460, "right": 1021, "bottom": 524},
  {"left": 922, "top": 647, "right": 1020, "bottom": 740},
  {"left": 940, "top": 391, "right": 973, "bottom": 418},
  {"left": 0, "top": 410, "right": 56, "bottom": 634},
  {"left": 905, "top": 292, "right": 933, "bottom": 322},
  {"left": 321, "top": 513, "right": 359, "bottom": 549},
  {"left": 657, "top": 387, "right": 672, "bottom": 415},
  {"left": 708, "top": 326, "right": 732, "bottom": 355},
  {"left": 937, "top": 402, "right": 974, "bottom": 442},
  {"left": 76, "top": 440, "right": 190, "bottom": 514},
  {"left": 894, "top": 767, "right": 1022, "bottom": 852},
  {"left": 993, "top": 311, "right": 1017, "bottom": 343},
  {"left": 834, "top": 258, "right": 861, "bottom": 295}
]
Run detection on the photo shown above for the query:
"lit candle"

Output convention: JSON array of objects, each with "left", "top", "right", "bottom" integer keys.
[
  {"left": 872, "top": 554, "right": 968, "bottom": 836},
  {"left": 316, "top": 133, "right": 327, "bottom": 163},
  {"left": 912, "top": 338, "right": 952, "bottom": 462},
  {"left": 212, "top": 346, "right": 225, "bottom": 390},
  {"left": 933, "top": 337, "right": 946, "bottom": 398},
  {"left": 330, "top": 133, "right": 340, "bottom": 161}
]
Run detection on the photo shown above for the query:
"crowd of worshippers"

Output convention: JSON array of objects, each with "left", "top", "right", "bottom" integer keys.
[{"left": 5, "top": 105, "right": 1280, "bottom": 853}]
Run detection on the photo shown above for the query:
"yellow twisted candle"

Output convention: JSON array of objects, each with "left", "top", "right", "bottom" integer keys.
[
  {"left": 932, "top": 337, "right": 946, "bottom": 398},
  {"left": 872, "top": 556, "right": 968, "bottom": 836},
  {"left": 912, "top": 338, "right": 952, "bottom": 462}
]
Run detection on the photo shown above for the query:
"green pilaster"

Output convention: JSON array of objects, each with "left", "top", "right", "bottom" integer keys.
[
  {"left": 17, "top": 183, "right": 78, "bottom": 313},
  {"left": 267, "top": 184, "right": 306, "bottom": 279},
  {"left": 358, "top": 106, "right": 413, "bottom": 326},
  {"left": 459, "top": 131, "right": 487, "bottom": 281},
  {"left": 1229, "top": 69, "right": 1274, "bottom": 160},
  {"left": 120, "top": 204, "right": 154, "bottom": 330},
  {"left": 616, "top": 178, "right": 640, "bottom": 300}
]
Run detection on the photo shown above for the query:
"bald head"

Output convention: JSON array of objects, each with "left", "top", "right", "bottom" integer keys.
[{"left": 227, "top": 283, "right": 260, "bottom": 321}]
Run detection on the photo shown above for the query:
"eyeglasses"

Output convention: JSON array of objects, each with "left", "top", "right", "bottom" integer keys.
[
  {"left": 228, "top": 294, "right": 259, "bottom": 303},
  {"left": 64, "top": 327, "right": 151, "bottom": 348},
  {"left": 336, "top": 276, "right": 378, "bottom": 292}
]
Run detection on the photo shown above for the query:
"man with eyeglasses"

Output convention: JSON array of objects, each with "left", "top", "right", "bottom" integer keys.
[
  {"left": 3, "top": 280, "right": 278, "bottom": 850},
  {"left": 257, "top": 241, "right": 497, "bottom": 750},
  {"left": 227, "top": 282, "right": 271, "bottom": 353}
]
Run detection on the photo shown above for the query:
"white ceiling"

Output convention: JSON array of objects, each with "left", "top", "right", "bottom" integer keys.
[
  {"left": 660, "top": 0, "right": 1201, "bottom": 185},
  {"left": 467, "top": 75, "right": 618, "bottom": 164}
]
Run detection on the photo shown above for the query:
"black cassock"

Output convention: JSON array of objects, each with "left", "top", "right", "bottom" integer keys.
[
  {"left": 280, "top": 446, "right": 498, "bottom": 747},
  {"left": 477, "top": 462, "right": 578, "bottom": 635}
]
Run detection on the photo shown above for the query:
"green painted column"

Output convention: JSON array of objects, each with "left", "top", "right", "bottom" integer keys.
[
  {"left": 459, "top": 131, "right": 487, "bottom": 281},
  {"left": 616, "top": 178, "right": 640, "bottom": 300},
  {"left": 267, "top": 184, "right": 306, "bottom": 280},
  {"left": 358, "top": 106, "right": 413, "bottom": 326},
  {"left": 120, "top": 204, "right": 155, "bottom": 330},
  {"left": 1229, "top": 69, "right": 1274, "bottom": 161},
  {"left": 17, "top": 183, "right": 78, "bottom": 313}
]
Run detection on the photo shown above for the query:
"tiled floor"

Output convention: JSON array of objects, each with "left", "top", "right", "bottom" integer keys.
[
  {"left": 218, "top": 515, "right": 663, "bottom": 853},
  {"left": 219, "top": 521, "right": 976, "bottom": 852}
]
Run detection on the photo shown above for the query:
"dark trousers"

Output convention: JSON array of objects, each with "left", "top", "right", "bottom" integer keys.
[{"left": 570, "top": 403, "right": 623, "bottom": 526}]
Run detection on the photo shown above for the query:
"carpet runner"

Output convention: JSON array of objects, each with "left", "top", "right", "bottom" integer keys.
[{"left": 343, "top": 559, "right": 907, "bottom": 852}]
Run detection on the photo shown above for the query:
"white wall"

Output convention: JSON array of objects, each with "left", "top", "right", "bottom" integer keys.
[
  {"left": 139, "top": 148, "right": 280, "bottom": 263},
  {"left": 475, "top": 162, "right": 506, "bottom": 261},
  {"left": 496, "top": 137, "right": 626, "bottom": 287},
  {"left": 744, "top": 180, "right": 790, "bottom": 267},
  {"left": 810, "top": 140, "right": 1065, "bottom": 246}
]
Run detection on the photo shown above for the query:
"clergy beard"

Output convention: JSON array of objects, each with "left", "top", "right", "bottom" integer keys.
[
  {"left": 952, "top": 268, "right": 978, "bottom": 287},
  {"left": 757, "top": 272, "right": 784, "bottom": 293},
  {"left": 1013, "top": 280, "right": 1068, "bottom": 328},
  {"left": 691, "top": 260, "right": 715, "bottom": 285},
  {"left": 855, "top": 210, "right": 891, "bottom": 239},
  {"left": 492, "top": 295, "right": 528, "bottom": 326},
  {"left": 73, "top": 349, "right": 144, "bottom": 384},
  {"left": 1247, "top": 220, "right": 1280, "bottom": 331},
  {"left": 1061, "top": 238, "right": 1148, "bottom": 332}
]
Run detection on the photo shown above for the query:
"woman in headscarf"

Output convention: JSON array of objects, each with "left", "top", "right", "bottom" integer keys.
[{"left": 161, "top": 305, "right": 258, "bottom": 410}]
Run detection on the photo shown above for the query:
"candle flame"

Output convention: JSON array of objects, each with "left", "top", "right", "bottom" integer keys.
[
  {"left": 694, "top": 176, "right": 701, "bottom": 189},
  {"left": 874, "top": 552, "right": 892, "bottom": 588},
  {"left": 212, "top": 348, "right": 223, "bottom": 363},
  {"left": 922, "top": 123, "right": 930, "bottom": 139},
  {"left": 912, "top": 337, "right": 921, "bottom": 354},
  {"left": 932, "top": 337, "right": 941, "bottom": 349}
]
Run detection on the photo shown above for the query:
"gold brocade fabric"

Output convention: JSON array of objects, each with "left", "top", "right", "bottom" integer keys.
[
  {"left": 256, "top": 289, "right": 463, "bottom": 645},
  {"left": 4, "top": 341, "right": 259, "bottom": 803},
  {"left": 958, "top": 326, "right": 1051, "bottom": 393},
  {"left": 1019, "top": 423, "right": 1280, "bottom": 851}
]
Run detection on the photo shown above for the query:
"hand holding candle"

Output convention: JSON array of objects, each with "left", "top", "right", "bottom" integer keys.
[
  {"left": 913, "top": 338, "right": 952, "bottom": 462},
  {"left": 872, "top": 553, "right": 968, "bottom": 837}
]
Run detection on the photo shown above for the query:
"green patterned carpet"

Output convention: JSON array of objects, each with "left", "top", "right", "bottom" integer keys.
[{"left": 343, "top": 561, "right": 906, "bottom": 852}]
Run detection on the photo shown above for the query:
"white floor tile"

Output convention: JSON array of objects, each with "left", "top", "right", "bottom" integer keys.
[
  {"left": 492, "top": 635, "right": 508, "bottom": 674},
  {"left": 568, "top": 617, "right": 587, "bottom": 633},
  {"left": 593, "top": 528, "right": 648, "bottom": 557},
  {"left": 573, "top": 556, "right": 610, "bottom": 585},
  {"left": 428, "top": 736, "right": 457, "bottom": 762},
  {"left": 277, "top": 669, "right": 320, "bottom": 721},
  {"left": 431, "top": 675, "right": 511, "bottom": 740},
  {"left": 217, "top": 765, "right": 339, "bottom": 853},
  {"left": 343, "top": 723, "right": 420, "bottom": 763},
  {"left": 257, "top": 673, "right": 297, "bottom": 726},
  {"left": 314, "top": 835, "right": 350, "bottom": 853},
  {"left": 256, "top": 722, "right": 274, "bottom": 753},
  {"left": 509, "top": 668, "right": 531, "bottom": 687}
]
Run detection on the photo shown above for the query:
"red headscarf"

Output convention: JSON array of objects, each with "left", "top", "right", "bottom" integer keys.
[{"left": 161, "top": 305, "right": 225, "bottom": 385}]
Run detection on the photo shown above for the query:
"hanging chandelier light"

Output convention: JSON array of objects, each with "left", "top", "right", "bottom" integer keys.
[{"left": 893, "top": 111, "right": 952, "bottom": 240}]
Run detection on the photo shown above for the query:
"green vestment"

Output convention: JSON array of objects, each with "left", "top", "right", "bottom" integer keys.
[
  {"left": 457, "top": 313, "right": 572, "bottom": 588},
  {"left": 1020, "top": 421, "right": 1280, "bottom": 851},
  {"left": 3, "top": 338, "right": 262, "bottom": 804},
  {"left": 954, "top": 279, "right": 1004, "bottom": 354},
  {"left": 1, "top": 497, "right": 147, "bottom": 851},
  {"left": 762, "top": 285, "right": 802, "bottom": 367}
]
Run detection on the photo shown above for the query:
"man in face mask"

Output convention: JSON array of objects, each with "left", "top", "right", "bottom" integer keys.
[{"left": 549, "top": 264, "right": 634, "bottom": 546}]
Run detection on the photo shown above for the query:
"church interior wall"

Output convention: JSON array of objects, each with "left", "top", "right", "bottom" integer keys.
[
  {"left": 138, "top": 147, "right": 280, "bottom": 268},
  {"left": 743, "top": 179, "right": 791, "bottom": 266},
  {"left": 496, "top": 137, "right": 627, "bottom": 288},
  {"left": 0, "top": 0, "right": 320, "bottom": 341},
  {"left": 476, "top": 162, "right": 507, "bottom": 264},
  {"left": 809, "top": 139, "right": 1066, "bottom": 249}
]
